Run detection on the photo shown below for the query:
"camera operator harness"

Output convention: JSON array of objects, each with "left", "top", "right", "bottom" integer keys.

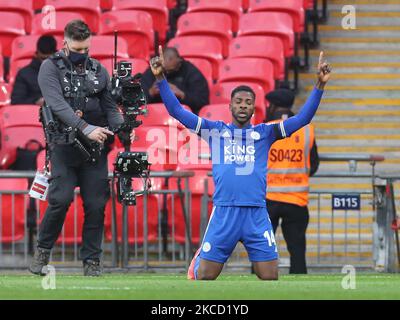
[{"left": 40, "top": 53, "right": 105, "bottom": 169}]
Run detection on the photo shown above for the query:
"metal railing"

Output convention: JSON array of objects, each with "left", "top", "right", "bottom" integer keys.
[
  {"left": 0, "top": 170, "right": 195, "bottom": 270},
  {"left": 0, "top": 153, "right": 398, "bottom": 273},
  {"left": 199, "top": 154, "right": 392, "bottom": 271}
]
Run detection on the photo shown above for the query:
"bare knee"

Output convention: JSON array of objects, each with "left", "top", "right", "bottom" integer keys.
[
  {"left": 257, "top": 271, "right": 279, "bottom": 281},
  {"left": 197, "top": 268, "right": 219, "bottom": 280},
  {"left": 253, "top": 260, "right": 279, "bottom": 281},
  {"left": 196, "top": 259, "right": 223, "bottom": 280}
]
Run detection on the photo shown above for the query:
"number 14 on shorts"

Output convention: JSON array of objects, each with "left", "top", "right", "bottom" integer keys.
[{"left": 264, "top": 230, "right": 277, "bottom": 252}]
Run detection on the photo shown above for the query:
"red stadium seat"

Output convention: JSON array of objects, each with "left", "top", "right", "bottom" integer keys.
[
  {"left": 8, "top": 58, "right": 31, "bottom": 85},
  {"left": 141, "top": 103, "right": 178, "bottom": 127},
  {"left": 31, "top": 12, "right": 86, "bottom": 37},
  {"left": 176, "top": 130, "right": 212, "bottom": 171},
  {"left": 43, "top": 0, "right": 101, "bottom": 34},
  {"left": 0, "top": 52, "right": 3, "bottom": 82},
  {"left": 36, "top": 149, "right": 47, "bottom": 170},
  {"left": 104, "top": 192, "right": 161, "bottom": 244},
  {"left": 187, "top": 0, "right": 243, "bottom": 33},
  {"left": 0, "top": 0, "right": 33, "bottom": 34},
  {"left": 0, "top": 178, "right": 28, "bottom": 243},
  {"left": 11, "top": 35, "right": 63, "bottom": 64},
  {"left": 168, "top": 170, "right": 214, "bottom": 245},
  {"left": 248, "top": 0, "right": 305, "bottom": 33},
  {"left": 89, "top": 35, "right": 129, "bottom": 61},
  {"left": 210, "top": 82, "right": 266, "bottom": 123},
  {"left": 176, "top": 12, "right": 233, "bottom": 57},
  {"left": 100, "top": 0, "right": 113, "bottom": 11},
  {"left": 218, "top": 58, "right": 275, "bottom": 94},
  {"left": 199, "top": 103, "right": 232, "bottom": 124},
  {"left": 167, "top": 0, "right": 177, "bottom": 9},
  {"left": 0, "top": 83, "right": 11, "bottom": 106},
  {"left": 229, "top": 36, "right": 285, "bottom": 80},
  {"left": 39, "top": 193, "right": 85, "bottom": 244},
  {"left": 99, "top": 10, "right": 154, "bottom": 59},
  {"left": 167, "top": 36, "right": 223, "bottom": 80},
  {"left": 0, "top": 104, "right": 41, "bottom": 127},
  {"left": 112, "top": 0, "right": 169, "bottom": 42},
  {"left": 124, "top": 58, "right": 149, "bottom": 74},
  {"left": 237, "top": 12, "right": 295, "bottom": 58},
  {"left": 99, "top": 57, "right": 149, "bottom": 77},
  {"left": 104, "top": 148, "right": 161, "bottom": 244},
  {"left": 185, "top": 57, "right": 213, "bottom": 89},
  {"left": 0, "top": 12, "right": 26, "bottom": 57},
  {"left": 131, "top": 125, "right": 182, "bottom": 171},
  {"left": 0, "top": 105, "right": 45, "bottom": 168},
  {"left": 33, "top": 0, "right": 46, "bottom": 11},
  {"left": 303, "top": 0, "right": 314, "bottom": 9}
]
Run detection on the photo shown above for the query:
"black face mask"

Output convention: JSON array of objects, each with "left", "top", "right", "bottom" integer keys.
[{"left": 69, "top": 51, "right": 88, "bottom": 65}]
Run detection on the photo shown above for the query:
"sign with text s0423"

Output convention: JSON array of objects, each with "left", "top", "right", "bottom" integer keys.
[{"left": 332, "top": 194, "right": 360, "bottom": 210}]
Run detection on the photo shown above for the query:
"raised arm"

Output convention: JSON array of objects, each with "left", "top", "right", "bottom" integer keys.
[
  {"left": 150, "top": 46, "right": 210, "bottom": 133},
  {"left": 277, "top": 52, "right": 331, "bottom": 139}
]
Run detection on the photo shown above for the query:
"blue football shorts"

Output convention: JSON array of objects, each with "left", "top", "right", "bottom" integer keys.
[{"left": 198, "top": 206, "right": 279, "bottom": 264}]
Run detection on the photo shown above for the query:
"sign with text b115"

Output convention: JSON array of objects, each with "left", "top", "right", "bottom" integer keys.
[{"left": 332, "top": 194, "right": 360, "bottom": 210}]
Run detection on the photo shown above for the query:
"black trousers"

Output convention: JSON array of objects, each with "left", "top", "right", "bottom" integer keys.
[
  {"left": 37, "top": 144, "right": 110, "bottom": 262},
  {"left": 267, "top": 199, "right": 309, "bottom": 274}
]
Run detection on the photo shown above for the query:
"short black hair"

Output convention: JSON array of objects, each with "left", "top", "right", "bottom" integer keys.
[
  {"left": 37, "top": 35, "right": 57, "bottom": 54},
  {"left": 64, "top": 20, "right": 91, "bottom": 41},
  {"left": 231, "top": 85, "right": 256, "bottom": 101}
]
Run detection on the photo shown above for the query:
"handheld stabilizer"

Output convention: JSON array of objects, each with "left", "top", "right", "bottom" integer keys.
[
  {"left": 114, "top": 151, "right": 150, "bottom": 205},
  {"left": 110, "top": 31, "right": 150, "bottom": 206}
]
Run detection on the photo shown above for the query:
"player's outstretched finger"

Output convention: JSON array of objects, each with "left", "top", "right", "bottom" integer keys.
[
  {"left": 159, "top": 45, "right": 164, "bottom": 64},
  {"left": 319, "top": 51, "right": 324, "bottom": 67}
]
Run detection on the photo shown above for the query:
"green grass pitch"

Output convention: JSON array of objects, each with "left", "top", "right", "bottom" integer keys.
[{"left": 0, "top": 273, "right": 399, "bottom": 300}]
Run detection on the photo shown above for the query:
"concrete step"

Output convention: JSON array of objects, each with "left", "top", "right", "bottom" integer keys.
[
  {"left": 319, "top": 25, "right": 400, "bottom": 32},
  {"left": 317, "top": 139, "right": 400, "bottom": 148},
  {"left": 327, "top": 17, "right": 400, "bottom": 26},
  {"left": 314, "top": 115, "right": 400, "bottom": 122},
  {"left": 307, "top": 52, "right": 400, "bottom": 64},
  {"left": 329, "top": 7, "right": 400, "bottom": 14},
  {"left": 300, "top": 77, "right": 400, "bottom": 86},
  {"left": 315, "top": 110, "right": 400, "bottom": 117},
  {"left": 299, "top": 89, "right": 400, "bottom": 99},
  {"left": 317, "top": 161, "right": 397, "bottom": 172},
  {"left": 315, "top": 127, "right": 400, "bottom": 134},
  {"left": 321, "top": 31, "right": 400, "bottom": 39},
  {"left": 295, "top": 97, "right": 400, "bottom": 107},
  {"left": 318, "top": 42, "right": 400, "bottom": 50},
  {"left": 323, "top": 0, "right": 400, "bottom": 4}
]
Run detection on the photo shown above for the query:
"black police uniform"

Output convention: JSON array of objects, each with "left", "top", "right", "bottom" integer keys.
[{"left": 37, "top": 50, "right": 123, "bottom": 262}]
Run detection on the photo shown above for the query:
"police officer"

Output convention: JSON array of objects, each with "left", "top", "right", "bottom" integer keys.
[
  {"left": 266, "top": 88, "right": 320, "bottom": 274},
  {"left": 29, "top": 20, "right": 128, "bottom": 276}
]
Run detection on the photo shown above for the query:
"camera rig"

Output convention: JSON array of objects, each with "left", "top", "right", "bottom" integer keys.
[{"left": 110, "top": 32, "right": 151, "bottom": 206}]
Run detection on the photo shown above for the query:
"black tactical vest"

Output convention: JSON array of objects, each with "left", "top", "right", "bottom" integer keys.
[{"left": 50, "top": 52, "right": 108, "bottom": 127}]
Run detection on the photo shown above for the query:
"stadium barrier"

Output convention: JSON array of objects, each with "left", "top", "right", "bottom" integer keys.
[
  {"left": 199, "top": 154, "right": 398, "bottom": 272},
  {"left": 0, "top": 154, "right": 398, "bottom": 273},
  {"left": 0, "top": 170, "right": 195, "bottom": 270}
]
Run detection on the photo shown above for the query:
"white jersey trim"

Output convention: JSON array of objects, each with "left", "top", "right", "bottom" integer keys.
[
  {"left": 280, "top": 121, "right": 287, "bottom": 138},
  {"left": 195, "top": 117, "right": 202, "bottom": 134}
]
